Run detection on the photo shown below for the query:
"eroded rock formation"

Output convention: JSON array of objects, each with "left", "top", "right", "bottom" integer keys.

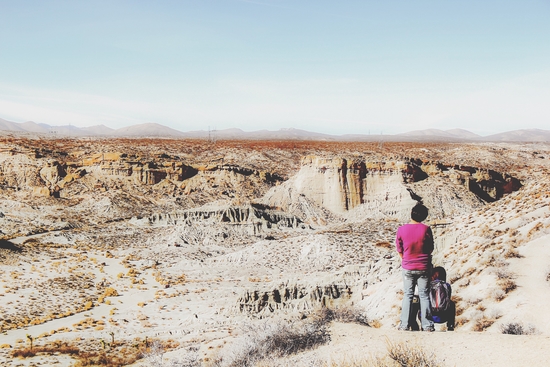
[
  {"left": 263, "top": 155, "right": 522, "bottom": 221},
  {"left": 237, "top": 283, "right": 353, "bottom": 315}
]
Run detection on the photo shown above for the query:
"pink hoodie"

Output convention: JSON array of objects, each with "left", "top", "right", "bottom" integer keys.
[{"left": 395, "top": 223, "right": 434, "bottom": 271}]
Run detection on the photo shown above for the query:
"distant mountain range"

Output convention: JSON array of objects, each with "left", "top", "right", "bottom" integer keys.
[{"left": 1, "top": 118, "right": 549, "bottom": 142}]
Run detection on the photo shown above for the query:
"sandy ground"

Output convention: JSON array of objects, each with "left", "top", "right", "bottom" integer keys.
[
  {"left": 505, "top": 234, "right": 550, "bottom": 332},
  {"left": 290, "top": 322, "right": 550, "bottom": 367}
]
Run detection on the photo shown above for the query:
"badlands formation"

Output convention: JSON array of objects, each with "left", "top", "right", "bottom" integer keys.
[{"left": 0, "top": 137, "right": 549, "bottom": 366}]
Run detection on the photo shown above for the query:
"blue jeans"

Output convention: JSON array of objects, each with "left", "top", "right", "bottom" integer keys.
[{"left": 400, "top": 269, "right": 433, "bottom": 330}]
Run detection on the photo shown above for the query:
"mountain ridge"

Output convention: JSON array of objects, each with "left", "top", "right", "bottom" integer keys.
[{"left": 0, "top": 117, "right": 548, "bottom": 142}]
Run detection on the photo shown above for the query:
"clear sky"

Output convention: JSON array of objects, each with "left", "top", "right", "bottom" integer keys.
[{"left": 1, "top": 0, "right": 549, "bottom": 135}]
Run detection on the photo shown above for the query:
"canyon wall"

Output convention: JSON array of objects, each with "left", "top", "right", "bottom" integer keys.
[{"left": 263, "top": 156, "right": 521, "bottom": 221}]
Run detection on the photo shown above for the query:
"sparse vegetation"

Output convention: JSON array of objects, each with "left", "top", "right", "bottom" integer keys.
[
  {"left": 211, "top": 318, "right": 330, "bottom": 367},
  {"left": 143, "top": 341, "right": 200, "bottom": 367},
  {"left": 311, "top": 305, "right": 370, "bottom": 326},
  {"left": 10, "top": 337, "right": 179, "bottom": 366},
  {"left": 500, "top": 322, "right": 537, "bottom": 335},
  {"left": 257, "top": 341, "right": 444, "bottom": 367},
  {"left": 473, "top": 318, "right": 496, "bottom": 332},
  {"left": 385, "top": 340, "right": 443, "bottom": 367}
]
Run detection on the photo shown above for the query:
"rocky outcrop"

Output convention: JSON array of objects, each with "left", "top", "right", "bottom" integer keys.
[
  {"left": 127, "top": 205, "right": 307, "bottom": 250},
  {"left": 237, "top": 282, "right": 353, "bottom": 315},
  {"left": 0, "top": 149, "right": 283, "bottom": 202},
  {"left": 293, "top": 156, "right": 367, "bottom": 213},
  {"left": 236, "top": 255, "right": 400, "bottom": 317},
  {"left": 145, "top": 205, "right": 298, "bottom": 227},
  {"left": 263, "top": 156, "right": 522, "bottom": 220}
]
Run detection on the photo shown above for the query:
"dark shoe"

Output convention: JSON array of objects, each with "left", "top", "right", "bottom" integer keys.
[{"left": 447, "top": 326, "right": 454, "bottom": 331}]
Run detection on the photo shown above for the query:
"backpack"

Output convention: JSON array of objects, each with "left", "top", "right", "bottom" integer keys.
[{"left": 430, "top": 280, "right": 451, "bottom": 312}]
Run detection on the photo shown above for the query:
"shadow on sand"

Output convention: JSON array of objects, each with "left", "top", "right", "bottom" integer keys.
[{"left": 0, "top": 239, "right": 22, "bottom": 252}]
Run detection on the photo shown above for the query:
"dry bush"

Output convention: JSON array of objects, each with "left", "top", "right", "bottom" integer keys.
[
  {"left": 503, "top": 248, "right": 522, "bottom": 259},
  {"left": 451, "top": 296, "right": 464, "bottom": 316},
  {"left": 311, "top": 305, "right": 370, "bottom": 326},
  {"left": 12, "top": 344, "right": 80, "bottom": 358},
  {"left": 74, "top": 350, "right": 142, "bottom": 366},
  {"left": 12, "top": 348, "right": 37, "bottom": 358},
  {"left": 454, "top": 317, "right": 467, "bottom": 328},
  {"left": 491, "top": 288, "right": 506, "bottom": 302},
  {"left": 500, "top": 322, "right": 537, "bottom": 335},
  {"left": 257, "top": 341, "right": 444, "bottom": 367},
  {"left": 370, "top": 319, "right": 382, "bottom": 329},
  {"left": 211, "top": 319, "right": 330, "bottom": 367},
  {"left": 498, "top": 279, "right": 517, "bottom": 294},
  {"left": 11, "top": 339, "right": 161, "bottom": 366},
  {"left": 472, "top": 318, "right": 495, "bottom": 332},
  {"left": 385, "top": 340, "right": 443, "bottom": 367},
  {"left": 143, "top": 341, "right": 200, "bottom": 367}
]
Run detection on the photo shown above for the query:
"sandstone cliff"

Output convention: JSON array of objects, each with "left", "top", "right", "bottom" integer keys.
[{"left": 262, "top": 155, "right": 521, "bottom": 222}]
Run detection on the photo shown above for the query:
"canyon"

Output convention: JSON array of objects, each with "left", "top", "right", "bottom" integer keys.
[{"left": 0, "top": 137, "right": 548, "bottom": 366}]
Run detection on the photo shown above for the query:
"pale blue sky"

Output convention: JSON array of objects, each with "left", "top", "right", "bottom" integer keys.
[{"left": 1, "top": 0, "right": 549, "bottom": 135}]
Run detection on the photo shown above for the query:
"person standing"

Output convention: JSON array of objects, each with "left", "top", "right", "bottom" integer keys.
[{"left": 396, "top": 203, "right": 435, "bottom": 331}]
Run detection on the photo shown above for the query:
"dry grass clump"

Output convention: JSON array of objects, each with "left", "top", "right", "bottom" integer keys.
[
  {"left": 74, "top": 348, "right": 145, "bottom": 367},
  {"left": 472, "top": 318, "right": 496, "bottom": 332},
  {"left": 144, "top": 341, "right": 200, "bottom": 367},
  {"left": 385, "top": 340, "right": 442, "bottom": 367},
  {"left": 211, "top": 306, "right": 372, "bottom": 367},
  {"left": 492, "top": 270, "right": 517, "bottom": 300},
  {"left": 12, "top": 344, "right": 80, "bottom": 358},
  {"left": 498, "top": 278, "right": 517, "bottom": 294},
  {"left": 266, "top": 341, "right": 444, "bottom": 367},
  {"left": 503, "top": 248, "right": 522, "bottom": 259},
  {"left": 211, "top": 319, "right": 330, "bottom": 367},
  {"left": 10, "top": 337, "right": 178, "bottom": 367},
  {"left": 500, "top": 322, "right": 537, "bottom": 335},
  {"left": 311, "top": 305, "right": 370, "bottom": 326}
]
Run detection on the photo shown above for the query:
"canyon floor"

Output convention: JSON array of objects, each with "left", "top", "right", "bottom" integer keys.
[{"left": 0, "top": 137, "right": 549, "bottom": 366}]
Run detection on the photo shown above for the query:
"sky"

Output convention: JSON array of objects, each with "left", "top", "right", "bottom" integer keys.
[{"left": 0, "top": 0, "right": 549, "bottom": 136}]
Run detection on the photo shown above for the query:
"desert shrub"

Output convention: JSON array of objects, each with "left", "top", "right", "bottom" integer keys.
[
  {"left": 74, "top": 351, "right": 142, "bottom": 366},
  {"left": 256, "top": 341, "right": 444, "bottom": 367},
  {"left": 503, "top": 248, "right": 522, "bottom": 259},
  {"left": 370, "top": 319, "right": 382, "bottom": 329},
  {"left": 385, "top": 340, "right": 442, "bottom": 367},
  {"left": 472, "top": 318, "right": 495, "bottom": 332},
  {"left": 491, "top": 288, "right": 506, "bottom": 302},
  {"left": 12, "top": 348, "right": 36, "bottom": 358},
  {"left": 12, "top": 344, "right": 80, "bottom": 358},
  {"left": 453, "top": 298, "right": 465, "bottom": 316},
  {"left": 495, "top": 269, "right": 512, "bottom": 280},
  {"left": 144, "top": 341, "right": 200, "bottom": 367},
  {"left": 212, "top": 319, "right": 330, "bottom": 367},
  {"left": 498, "top": 279, "right": 517, "bottom": 294},
  {"left": 500, "top": 322, "right": 537, "bottom": 335},
  {"left": 454, "top": 317, "right": 467, "bottom": 328},
  {"left": 311, "top": 305, "right": 370, "bottom": 326}
]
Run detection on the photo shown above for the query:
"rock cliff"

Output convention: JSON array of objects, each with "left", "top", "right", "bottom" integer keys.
[{"left": 262, "top": 155, "right": 521, "bottom": 222}]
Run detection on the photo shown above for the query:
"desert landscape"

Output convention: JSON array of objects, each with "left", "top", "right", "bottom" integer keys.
[{"left": 0, "top": 136, "right": 549, "bottom": 366}]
